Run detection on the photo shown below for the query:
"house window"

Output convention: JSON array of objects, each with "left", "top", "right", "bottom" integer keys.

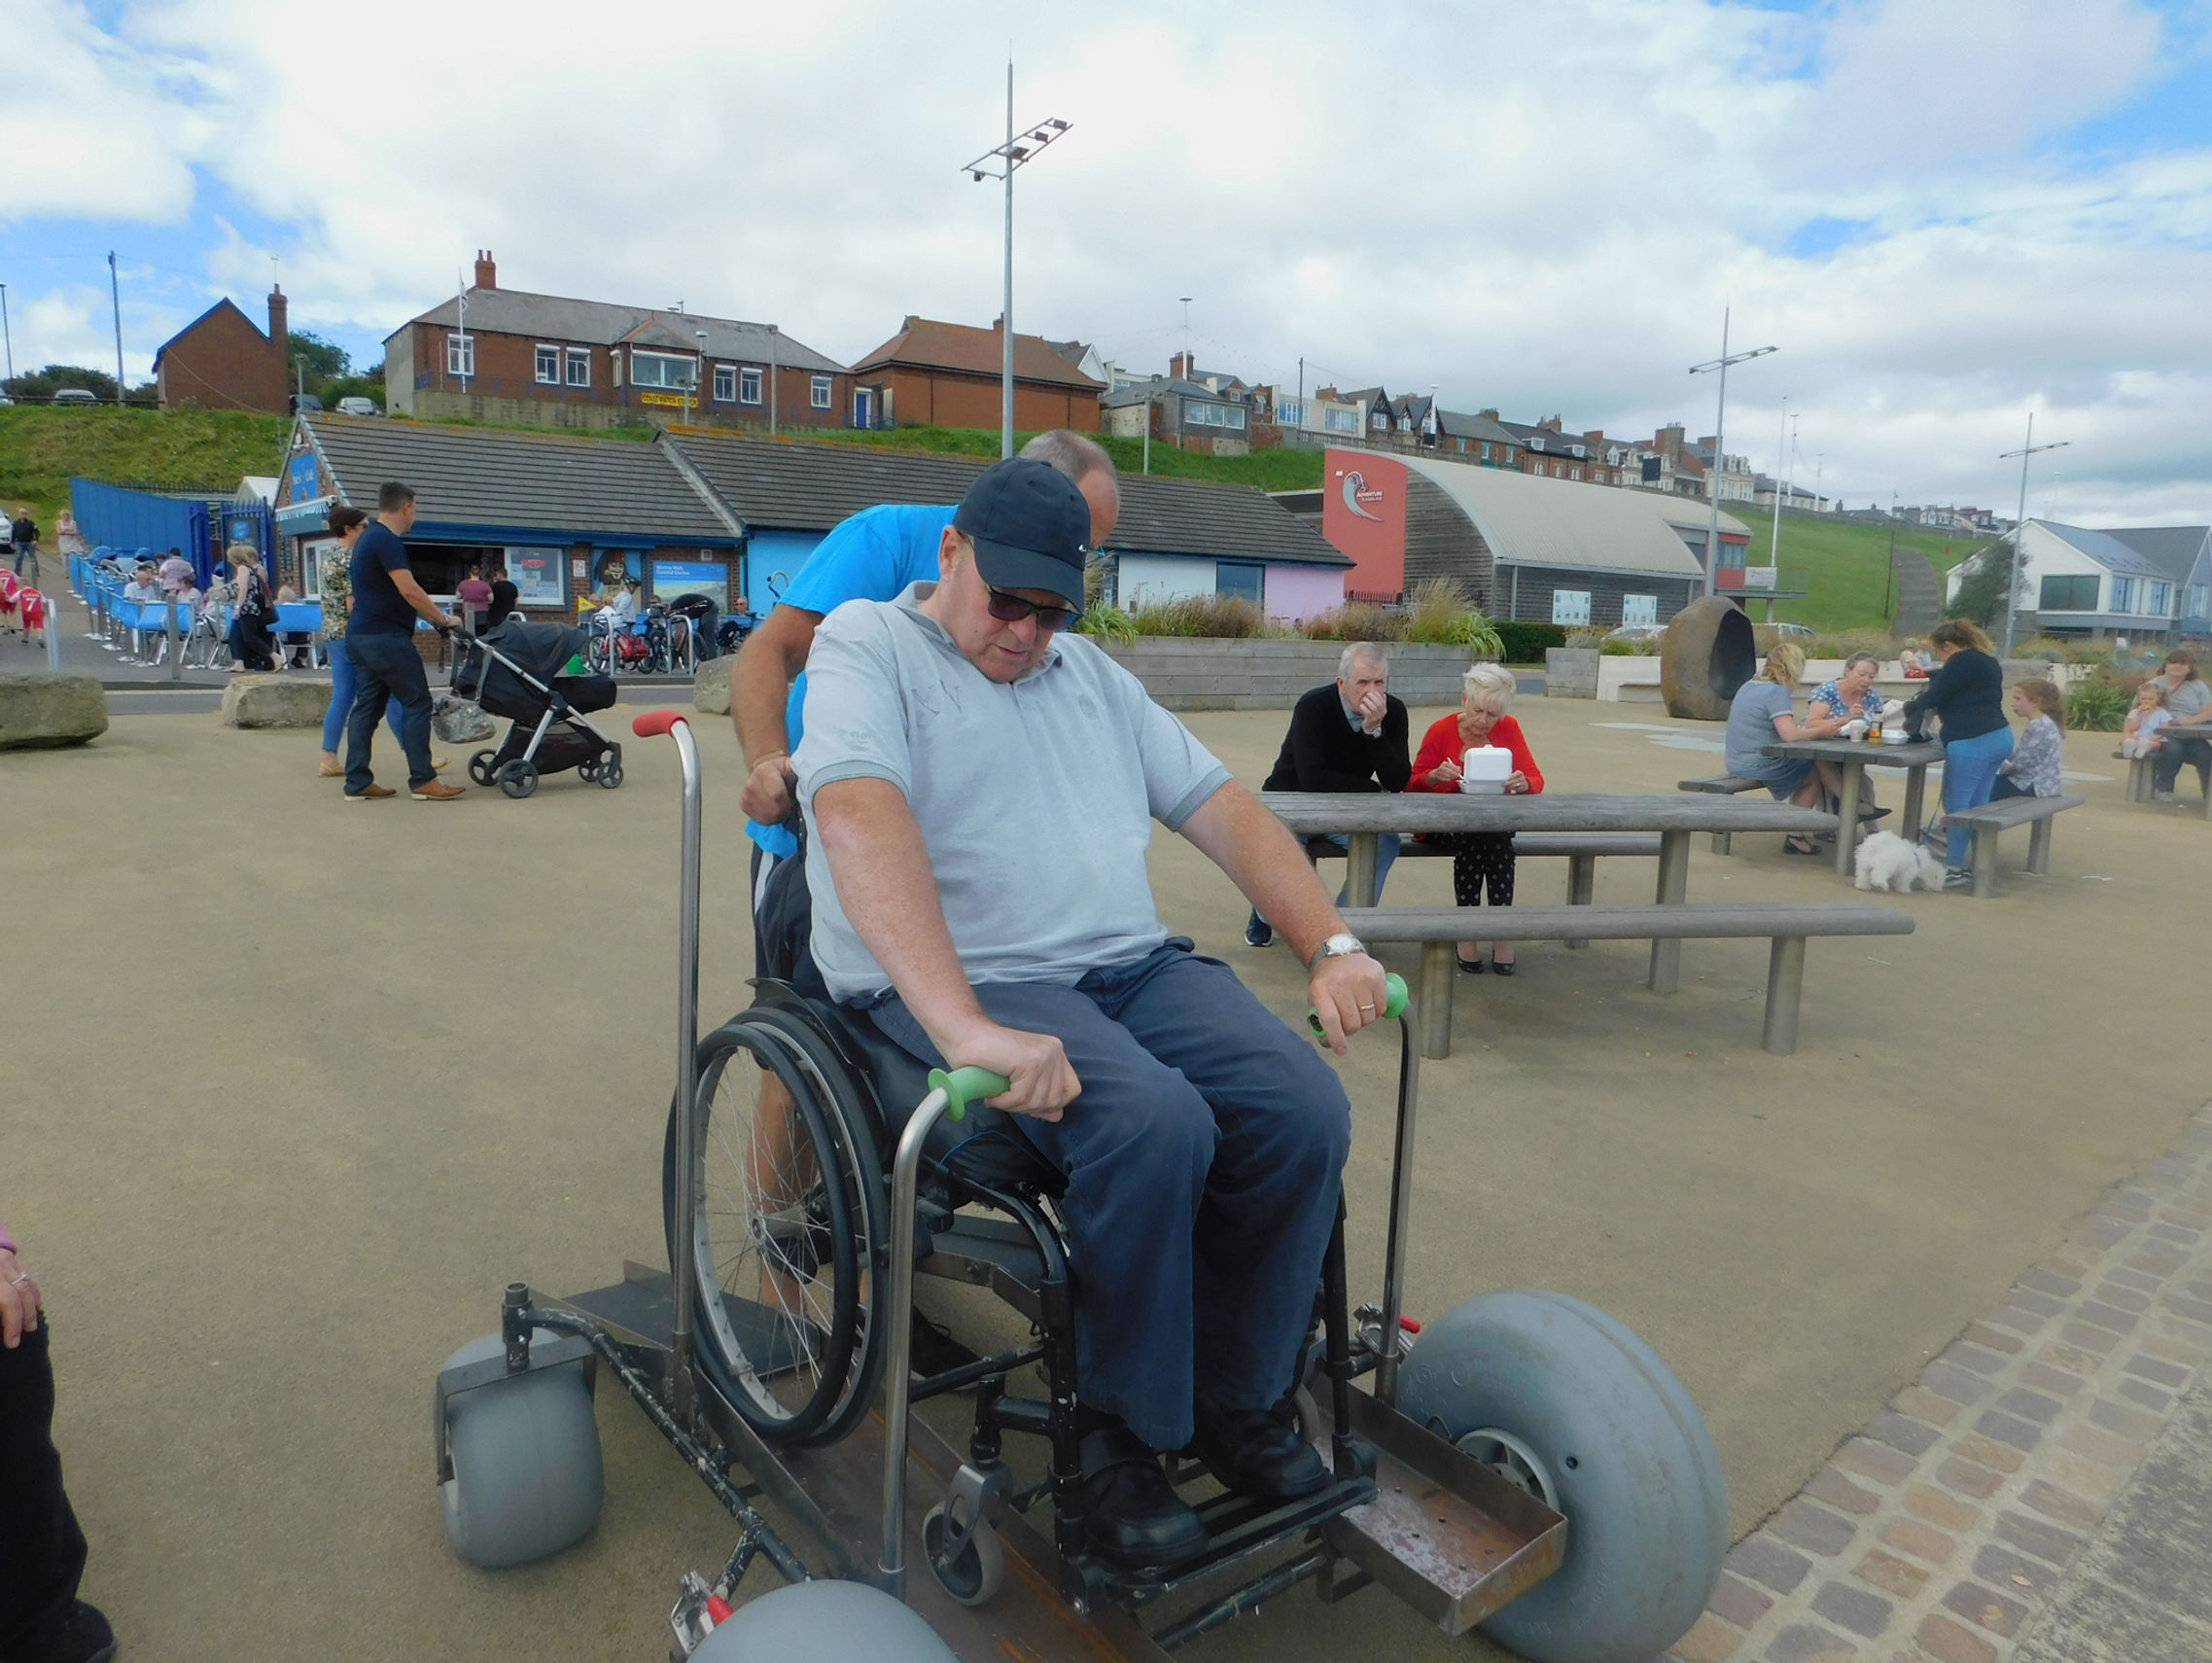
[
  {"left": 1480, "top": 442, "right": 1491, "bottom": 462},
  {"left": 2112, "top": 577, "right": 2135, "bottom": 613},
  {"left": 739, "top": 367, "right": 763, "bottom": 404},
  {"left": 1324, "top": 407, "right": 1358, "bottom": 433},
  {"left": 2189, "top": 584, "right": 2210, "bottom": 619},
  {"left": 565, "top": 348, "right": 590, "bottom": 387},
  {"left": 2150, "top": 582, "right": 2171, "bottom": 613},
  {"left": 1370, "top": 409, "right": 1388, "bottom": 431},
  {"left": 446, "top": 334, "right": 474, "bottom": 377},
  {"left": 1216, "top": 562, "right": 1265, "bottom": 604},
  {"left": 535, "top": 345, "right": 559, "bottom": 384},
  {"left": 811, "top": 375, "right": 832, "bottom": 409},
  {"left": 1278, "top": 399, "right": 1306, "bottom": 427},
  {"left": 629, "top": 351, "right": 696, "bottom": 390},
  {"left": 1186, "top": 401, "right": 1247, "bottom": 430},
  {"left": 712, "top": 365, "right": 737, "bottom": 403},
  {"left": 2039, "top": 574, "right": 2099, "bottom": 612}
]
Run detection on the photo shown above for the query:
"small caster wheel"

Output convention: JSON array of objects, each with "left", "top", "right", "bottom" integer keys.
[
  {"left": 923, "top": 1503, "right": 1004, "bottom": 1607},
  {"left": 692, "top": 1580, "right": 955, "bottom": 1661},
  {"left": 498, "top": 760, "right": 539, "bottom": 798},
  {"left": 467, "top": 750, "right": 497, "bottom": 787},
  {"left": 578, "top": 760, "right": 599, "bottom": 783},
  {"left": 437, "top": 1330, "right": 603, "bottom": 1569},
  {"left": 598, "top": 761, "right": 622, "bottom": 789}
]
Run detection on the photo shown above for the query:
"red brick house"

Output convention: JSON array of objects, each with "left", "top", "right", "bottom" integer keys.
[
  {"left": 152, "top": 287, "right": 291, "bottom": 413},
  {"left": 382, "top": 253, "right": 851, "bottom": 435},
  {"left": 848, "top": 316, "right": 1103, "bottom": 433}
]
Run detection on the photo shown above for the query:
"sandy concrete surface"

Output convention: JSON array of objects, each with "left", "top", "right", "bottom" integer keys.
[{"left": 2, "top": 695, "right": 2204, "bottom": 1661}]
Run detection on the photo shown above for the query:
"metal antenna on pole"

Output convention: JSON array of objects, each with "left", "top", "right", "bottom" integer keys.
[
  {"left": 1179, "top": 297, "right": 1192, "bottom": 380},
  {"left": 961, "top": 63, "right": 1071, "bottom": 459},
  {"left": 108, "top": 252, "right": 125, "bottom": 403},
  {"left": 1, "top": 283, "right": 13, "bottom": 382},
  {"left": 1998, "top": 413, "right": 2069, "bottom": 657},
  {"left": 1689, "top": 308, "right": 1778, "bottom": 596}
]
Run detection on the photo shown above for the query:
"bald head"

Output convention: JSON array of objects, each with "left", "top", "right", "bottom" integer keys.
[{"left": 1020, "top": 429, "right": 1118, "bottom": 546}]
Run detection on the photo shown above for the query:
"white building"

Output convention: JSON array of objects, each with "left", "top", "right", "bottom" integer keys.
[{"left": 1946, "top": 519, "right": 2212, "bottom": 640}]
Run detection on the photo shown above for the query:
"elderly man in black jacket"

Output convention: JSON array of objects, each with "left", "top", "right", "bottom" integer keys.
[{"left": 1246, "top": 642, "right": 1411, "bottom": 947}]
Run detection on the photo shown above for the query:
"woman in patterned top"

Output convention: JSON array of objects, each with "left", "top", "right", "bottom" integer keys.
[
  {"left": 1992, "top": 680, "right": 2065, "bottom": 800},
  {"left": 1808, "top": 654, "right": 1885, "bottom": 725}
]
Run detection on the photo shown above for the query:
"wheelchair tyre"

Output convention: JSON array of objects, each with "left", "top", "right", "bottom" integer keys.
[
  {"left": 437, "top": 1329, "right": 603, "bottom": 1569},
  {"left": 467, "top": 750, "right": 498, "bottom": 788},
  {"left": 690, "top": 1580, "right": 956, "bottom": 1662},
  {"left": 1396, "top": 1290, "right": 1726, "bottom": 1663},
  {"left": 664, "top": 1008, "right": 888, "bottom": 1446},
  {"left": 498, "top": 760, "right": 539, "bottom": 799},
  {"left": 923, "top": 1504, "right": 1004, "bottom": 1607}
]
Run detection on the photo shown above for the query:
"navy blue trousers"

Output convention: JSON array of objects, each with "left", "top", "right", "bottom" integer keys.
[
  {"left": 343, "top": 631, "right": 437, "bottom": 792},
  {"left": 869, "top": 941, "right": 1352, "bottom": 1451}
]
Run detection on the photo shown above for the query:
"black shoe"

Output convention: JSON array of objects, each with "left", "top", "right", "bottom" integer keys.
[
  {"left": 14, "top": 1601, "right": 117, "bottom": 1663},
  {"left": 1244, "top": 911, "right": 1274, "bottom": 949},
  {"left": 1490, "top": 957, "right": 1517, "bottom": 977},
  {"left": 1079, "top": 1424, "right": 1207, "bottom": 1566},
  {"left": 1192, "top": 1405, "right": 1328, "bottom": 1502},
  {"left": 1456, "top": 952, "right": 1484, "bottom": 973}
]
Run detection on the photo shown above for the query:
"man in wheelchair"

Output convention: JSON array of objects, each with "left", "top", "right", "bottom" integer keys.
[{"left": 794, "top": 457, "right": 1390, "bottom": 1567}]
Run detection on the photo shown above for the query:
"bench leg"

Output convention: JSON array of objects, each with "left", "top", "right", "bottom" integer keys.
[
  {"left": 2127, "top": 756, "right": 2152, "bottom": 802},
  {"left": 1972, "top": 829, "right": 1999, "bottom": 899},
  {"left": 1832, "top": 762, "right": 1863, "bottom": 877},
  {"left": 1710, "top": 832, "right": 1734, "bottom": 856},
  {"left": 1565, "top": 853, "right": 1594, "bottom": 948},
  {"left": 1903, "top": 768, "right": 1928, "bottom": 841},
  {"left": 1418, "top": 941, "right": 1455, "bottom": 1061},
  {"left": 2027, "top": 814, "right": 2054, "bottom": 876},
  {"left": 1649, "top": 831, "right": 1690, "bottom": 994},
  {"left": 1762, "top": 937, "right": 1807, "bottom": 1055},
  {"left": 1346, "top": 833, "right": 1380, "bottom": 910}
]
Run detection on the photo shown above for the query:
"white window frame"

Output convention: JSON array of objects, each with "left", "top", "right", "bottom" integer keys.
[
  {"left": 2112, "top": 576, "right": 2135, "bottom": 614},
  {"left": 713, "top": 364, "right": 737, "bottom": 403},
  {"left": 1324, "top": 407, "right": 1358, "bottom": 433},
  {"left": 565, "top": 347, "right": 591, "bottom": 387},
  {"left": 629, "top": 350, "right": 696, "bottom": 390},
  {"left": 2150, "top": 581, "right": 2171, "bottom": 614},
  {"left": 739, "top": 367, "right": 763, "bottom": 405},
  {"left": 534, "top": 344, "right": 559, "bottom": 385},
  {"left": 446, "top": 333, "right": 474, "bottom": 377},
  {"left": 810, "top": 374, "right": 832, "bottom": 409},
  {"left": 1277, "top": 399, "right": 1306, "bottom": 428}
]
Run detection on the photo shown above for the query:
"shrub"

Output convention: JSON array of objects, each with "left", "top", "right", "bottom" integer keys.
[
  {"left": 1494, "top": 620, "right": 1567, "bottom": 662},
  {"left": 1806, "top": 627, "right": 1900, "bottom": 660},
  {"left": 1599, "top": 637, "right": 1656, "bottom": 655},
  {"left": 1398, "top": 577, "right": 1504, "bottom": 655},
  {"left": 1129, "top": 593, "right": 1267, "bottom": 638},
  {"left": 2065, "top": 672, "right": 2137, "bottom": 731},
  {"left": 1563, "top": 626, "right": 1607, "bottom": 650},
  {"left": 1302, "top": 602, "right": 1406, "bottom": 642},
  {"left": 1076, "top": 602, "right": 1138, "bottom": 644}
]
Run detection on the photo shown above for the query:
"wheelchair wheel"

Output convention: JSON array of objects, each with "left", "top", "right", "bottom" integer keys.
[
  {"left": 690, "top": 1581, "right": 955, "bottom": 1663},
  {"left": 664, "top": 1008, "right": 887, "bottom": 1445},
  {"left": 468, "top": 750, "right": 498, "bottom": 788},
  {"left": 923, "top": 1504, "right": 1004, "bottom": 1607},
  {"left": 437, "top": 1329, "right": 603, "bottom": 1569},
  {"left": 1397, "top": 1290, "right": 1727, "bottom": 1663}
]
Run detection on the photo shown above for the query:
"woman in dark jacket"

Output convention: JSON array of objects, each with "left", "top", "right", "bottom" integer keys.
[
  {"left": 224, "top": 546, "right": 276, "bottom": 672},
  {"left": 1904, "top": 619, "right": 2012, "bottom": 888}
]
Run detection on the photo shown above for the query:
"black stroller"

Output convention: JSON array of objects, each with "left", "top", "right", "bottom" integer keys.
[{"left": 453, "top": 619, "right": 622, "bottom": 798}]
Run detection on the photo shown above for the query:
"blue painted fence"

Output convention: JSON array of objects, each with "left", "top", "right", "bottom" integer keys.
[{"left": 70, "top": 479, "right": 274, "bottom": 587}]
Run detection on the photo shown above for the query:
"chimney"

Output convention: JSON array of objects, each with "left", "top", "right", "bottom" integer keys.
[
  {"left": 267, "top": 284, "right": 288, "bottom": 355},
  {"left": 474, "top": 249, "right": 497, "bottom": 291},
  {"left": 1478, "top": 407, "right": 1499, "bottom": 421},
  {"left": 1170, "top": 351, "right": 1190, "bottom": 380},
  {"left": 901, "top": 315, "right": 921, "bottom": 333}
]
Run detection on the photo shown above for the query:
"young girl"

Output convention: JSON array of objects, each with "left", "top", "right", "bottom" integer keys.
[
  {"left": 2120, "top": 681, "right": 2171, "bottom": 759},
  {"left": 1992, "top": 680, "right": 2065, "bottom": 800}
]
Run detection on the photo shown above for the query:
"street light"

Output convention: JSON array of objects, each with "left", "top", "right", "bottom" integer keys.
[
  {"left": 963, "top": 64, "right": 1071, "bottom": 459},
  {"left": 1998, "top": 414, "right": 2069, "bottom": 656},
  {"left": 0, "top": 283, "right": 12, "bottom": 382},
  {"left": 1688, "top": 308, "right": 1778, "bottom": 596}
]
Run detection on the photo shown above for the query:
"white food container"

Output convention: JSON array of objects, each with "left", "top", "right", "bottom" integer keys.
[{"left": 1459, "top": 745, "right": 1512, "bottom": 795}]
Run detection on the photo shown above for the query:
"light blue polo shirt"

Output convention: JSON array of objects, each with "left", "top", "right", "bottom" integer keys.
[
  {"left": 794, "top": 584, "right": 1232, "bottom": 1004},
  {"left": 746, "top": 503, "right": 957, "bottom": 858}
]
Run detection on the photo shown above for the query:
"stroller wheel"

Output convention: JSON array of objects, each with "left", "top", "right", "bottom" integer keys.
[
  {"left": 467, "top": 750, "right": 498, "bottom": 788},
  {"left": 598, "top": 761, "right": 623, "bottom": 789},
  {"left": 579, "top": 760, "right": 600, "bottom": 783},
  {"left": 497, "top": 760, "right": 540, "bottom": 799}
]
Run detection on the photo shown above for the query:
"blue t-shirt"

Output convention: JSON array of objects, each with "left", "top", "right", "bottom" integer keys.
[
  {"left": 348, "top": 521, "right": 418, "bottom": 636},
  {"left": 747, "top": 504, "right": 955, "bottom": 857}
]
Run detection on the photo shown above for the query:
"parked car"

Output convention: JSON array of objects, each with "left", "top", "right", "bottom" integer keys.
[
  {"left": 293, "top": 393, "right": 324, "bottom": 413},
  {"left": 1601, "top": 624, "right": 1664, "bottom": 646},
  {"left": 1771, "top": 621, "right": 1814, "bottom": 641},
  {"left": 334, "top": 396, "right": 379, "bottom": 416},
  {"left": 53, "top": 387, "right": 100, "bottom": 406}
]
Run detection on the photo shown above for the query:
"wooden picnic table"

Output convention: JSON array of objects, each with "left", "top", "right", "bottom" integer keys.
[
  {"left": 1257, "top": 791, "right": 1836, "bottom": 993},
  {"left": 1761, "top": 736, "right": 1947, "bottom": 873}
]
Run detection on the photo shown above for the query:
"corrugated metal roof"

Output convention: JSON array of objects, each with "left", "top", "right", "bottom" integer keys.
[
  {"left": 302, "top": 414, "right": 734, "bottom": 542},
  {"left": 398, "top": 288, "right": 845, "bottom": 374},
  {"left": 1399, "top": 453, "right": 1728, "bottom": 577},
  {"left": 2038, "top": 521, "right": 2185, "bottom": 580}
]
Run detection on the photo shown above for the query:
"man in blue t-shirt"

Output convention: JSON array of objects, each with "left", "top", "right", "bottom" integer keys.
[{"left": 343, "top": 480, "right": 465, "bottom": 801}]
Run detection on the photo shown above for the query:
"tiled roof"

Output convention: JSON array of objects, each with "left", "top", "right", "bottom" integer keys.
[
  {"left": 1438, "top": 408, "right": 1518, "bottom": 446},
  {"left": 396, "top": 287, "right": 845, "bottom": 374},
  {"left": 299, "top": 413, "right": 734, "bottom": 543},
  {"left": 2098, "top": 525, "right": 2209, "bottom": 584},
  {"left": 850, "top": 318, "right": 1105, "bottom": 390}
]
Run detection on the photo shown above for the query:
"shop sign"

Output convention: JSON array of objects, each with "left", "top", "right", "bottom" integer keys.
[
  {"left": 288, "top": 452, "right": 318, "bottom": 502},
  {"left": 505, "top": 547, "right": 567, "bottom": 607},
  {"left": 639, "top": 392, "right": 685, "bottom": 408},
  {"left": 653, "top": 558, "right": 727, "bottom": 612}
]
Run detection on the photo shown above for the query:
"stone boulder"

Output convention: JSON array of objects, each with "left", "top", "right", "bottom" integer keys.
[
  {"left": 222, "top": 674, "right": 331, "bottom": 728},
  {"left": 0, "top": 672, "right": 109, "bottom": 750},
  {"left": 693, "top": 655, "right": 733, "bottom": 717},
  {"left": 1660, "top": 598, "right": 1757, "bottom": 722}
]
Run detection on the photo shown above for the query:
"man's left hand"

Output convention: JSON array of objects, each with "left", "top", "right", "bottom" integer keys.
[{"left": 1309, "top": 952, "right": 1389, "bottom": 1055}]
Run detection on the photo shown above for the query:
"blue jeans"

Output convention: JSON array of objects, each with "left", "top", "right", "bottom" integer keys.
[
  {"left": 321, "top": 636, "right": 403, "bottom": 753},
  {"left": 342, "top": 631, "right": 436, "bottom": 791},
  {"left": 1939, "top": 726, "right": 2015, "bottom": 868},
  {"left": 868, "top": 942, "right": 1352, "bottom": 1450},
  {"left": 1249, "top": 832, "right": 1402, "bottom": 938}
]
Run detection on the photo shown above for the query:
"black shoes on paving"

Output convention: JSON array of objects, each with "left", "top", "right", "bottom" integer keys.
[
  {"left": 11, "top": 1601, "right": 117, "bottom": 1663},
  {"left": 1079, "top": 1406, "right": 1329, "bottom": 1566}
]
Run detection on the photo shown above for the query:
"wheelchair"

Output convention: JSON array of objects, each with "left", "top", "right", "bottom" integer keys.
[{"left": 435, "top": 713, "right": 1729, "bottom": 1663}]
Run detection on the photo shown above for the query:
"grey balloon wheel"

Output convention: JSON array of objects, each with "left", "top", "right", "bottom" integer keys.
[
  {"left": 689, "top": 1579, "right": 958, "bottom": 1662},
  {"left": 438, "top": 1330, "right": 604, "bottom": 1569},
  {"left": 1395, "top": 1290, "right": 1726, "bottom": 1663}
]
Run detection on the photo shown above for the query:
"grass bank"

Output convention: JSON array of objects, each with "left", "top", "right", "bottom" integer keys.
[
  {"left": 1729, "top": 508, "right": 1996, "bottom": 633},
  {"left": 0, "top": 407, "right": 289, "bottom": 530}
]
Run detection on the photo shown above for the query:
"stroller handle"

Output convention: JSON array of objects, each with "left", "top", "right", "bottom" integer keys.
[{"left": 632, "top": 710, "right": 689, "bottom": 739}]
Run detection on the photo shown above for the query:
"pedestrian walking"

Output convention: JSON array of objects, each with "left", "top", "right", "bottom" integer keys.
[
  {"left": 342, "top": 482, "right": 465, "bottom": 801},
  {"left": 9, "top": 510, "right": 38, "bottom": 583}
]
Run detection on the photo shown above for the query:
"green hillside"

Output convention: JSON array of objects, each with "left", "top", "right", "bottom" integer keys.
[
  {"left": 1729, "top": 509, "right": 1996, "bottom": 632},
  {"left": 0, "top": 407, "right": 289, "bottom": 530}
]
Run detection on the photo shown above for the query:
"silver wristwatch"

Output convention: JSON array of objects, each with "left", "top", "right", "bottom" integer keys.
[{"left": 1307, "top": 932, "right": 1368, "bottom": 972}]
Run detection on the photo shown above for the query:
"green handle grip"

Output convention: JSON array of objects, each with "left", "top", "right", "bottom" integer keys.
[
  {"left": 928, "top": 1065, "right": 1011, "bottom": 1123},
  {"left": 1308, "top": 972, "right": 1410, "bottom": 1037}
]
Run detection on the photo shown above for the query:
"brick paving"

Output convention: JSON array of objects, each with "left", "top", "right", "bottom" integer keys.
[{"left": 1664, "top": 1100, "right": 2212, "bottom": 1663}]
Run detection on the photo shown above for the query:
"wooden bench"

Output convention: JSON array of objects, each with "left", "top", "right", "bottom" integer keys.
[
  {"left": 1944, "top": 794, "right": 2087, "bottom": 898},
  {"left": 1340, "top": 902, "right": 1914, "bottom": 1058},
  {"left": 2115, "top": 749, "right": 2156, "bottom": 803},
  {"left": 1678, "top": 775, "right": 1762, "bottom": 853},
  {"left": 1303, "top": 832, "right": 1661, "bottom": 949}
]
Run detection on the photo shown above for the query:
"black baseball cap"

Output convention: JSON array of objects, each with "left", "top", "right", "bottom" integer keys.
[{"left": 953, "top": 457, "right": 1090, "bottom": 609}]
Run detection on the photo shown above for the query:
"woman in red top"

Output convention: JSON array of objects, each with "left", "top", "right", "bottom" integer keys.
[{"left": 1408, "top": 662, "right": 1545, "bottom": 974}]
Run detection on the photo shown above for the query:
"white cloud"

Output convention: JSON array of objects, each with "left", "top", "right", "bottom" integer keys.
[{"left": 1, "top": 0, "right": 2206, "bottom": 522}]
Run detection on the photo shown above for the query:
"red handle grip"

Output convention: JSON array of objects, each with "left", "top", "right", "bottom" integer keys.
[{"left": 631, "top": 710, "right": 688, "bottom": 738}]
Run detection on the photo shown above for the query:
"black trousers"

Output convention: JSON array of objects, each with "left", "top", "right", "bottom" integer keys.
[
  {"left": 0, "top": 1323, "right": 88, "bottom": 1653},
  {"left": 1441, "top": 832, "right": 1517, "bottom": 908},
  {"left": 2153, "top": 736, "right": 2212, "bottom": 795}
]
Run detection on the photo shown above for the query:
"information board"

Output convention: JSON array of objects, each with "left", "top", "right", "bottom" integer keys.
[
  {"left": 653, "top": 559, "right": 728, "bottom": 613},
  {"left": 505, "top": 547, "right": 566, "bottom": 608}
]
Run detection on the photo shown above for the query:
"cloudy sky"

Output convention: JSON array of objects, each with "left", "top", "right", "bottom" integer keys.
[{"left": 4, "top": 0, "right": 2208, "bottom": 523}]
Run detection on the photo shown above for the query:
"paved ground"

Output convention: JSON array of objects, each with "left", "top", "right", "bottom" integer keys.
[{"left": 4, "top": 689, "right": 2209, "bottom": 1661}]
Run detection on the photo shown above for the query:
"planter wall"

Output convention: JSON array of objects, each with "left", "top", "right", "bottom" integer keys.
[
  {"left": 1544, "top": 648, "right": 1599, "bottom": 699},
  {"left": 1098, "top": 638, "right": 1477, "bottom": 711}
]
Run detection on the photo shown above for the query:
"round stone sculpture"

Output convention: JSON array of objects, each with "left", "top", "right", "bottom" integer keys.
[{"left": 1659, "top": 598, "right": 1756, "bottom": 722}]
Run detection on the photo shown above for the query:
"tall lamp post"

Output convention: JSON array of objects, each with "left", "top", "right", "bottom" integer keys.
[
  {"left": 0, "top": 283, "right": 12, "bottom": 382},
  {"left": 963, "top": 63, "right": 1071, "bottom": 459},
  {"left": 1688, "top": 308, "right": 1777, "bottom": 596},
  {"left": 1998, "top": 414, "right": 2069, "bottom": 657}
]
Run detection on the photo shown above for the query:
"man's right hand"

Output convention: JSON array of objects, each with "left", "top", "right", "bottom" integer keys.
[
  {"left": 741, "top": 755, "right": 797, "bottom": 824},
  {"left": 945, "top": 1022, "right": 1079, "bottom": 1122}
]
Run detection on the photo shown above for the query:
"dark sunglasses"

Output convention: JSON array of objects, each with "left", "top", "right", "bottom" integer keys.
[{"left": 985, "top": 584, "right": 1075, "bottom": 631}]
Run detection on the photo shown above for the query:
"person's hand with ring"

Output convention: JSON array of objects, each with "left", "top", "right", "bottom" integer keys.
[
  {"left": 739, "top": 752, "right": 798, "bottom": 824},
  {"left": 1, "top": 1244, "right": 42, "bottom": 1349}
]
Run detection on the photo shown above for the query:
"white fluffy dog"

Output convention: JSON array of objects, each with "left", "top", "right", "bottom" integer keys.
[{"left": 1853, "top": 829, "right": 1947, "bottom": 892}]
